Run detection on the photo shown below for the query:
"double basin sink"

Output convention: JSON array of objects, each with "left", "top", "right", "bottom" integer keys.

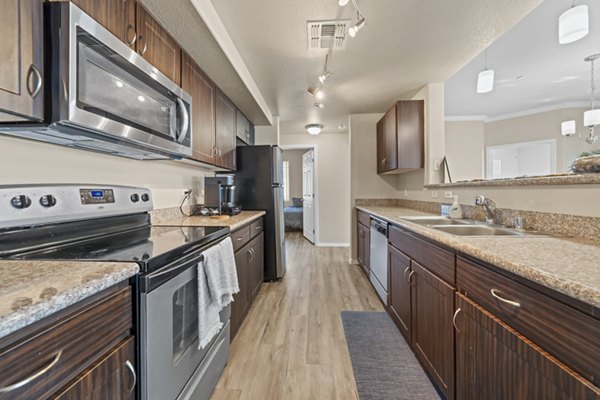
[{"left": 399, "top": 216, "right": 541, "bottom": 237}]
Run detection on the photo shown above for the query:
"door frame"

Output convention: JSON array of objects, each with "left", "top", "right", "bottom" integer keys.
[{"left": 280, "top": 144, "right": 319, "bottom": 245}]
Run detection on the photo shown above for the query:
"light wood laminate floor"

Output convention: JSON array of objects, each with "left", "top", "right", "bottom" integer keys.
[{"left": 210, "top": 232, "right": 384, "bottom": 400}]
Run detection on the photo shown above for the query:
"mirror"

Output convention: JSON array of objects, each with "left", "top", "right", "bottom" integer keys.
[{"left": 443, "top": 0, "right": 600, "bottom": 184}]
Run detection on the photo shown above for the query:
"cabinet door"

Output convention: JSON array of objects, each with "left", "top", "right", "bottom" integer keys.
[
  {"left": 54, "top": 337, "right": 136, "bottom": 400},
  {"left": 381, "top": 105, "right": 398, "bottom": 173},
  {"left": 136, "top": 4, "right": 181, "bottom": 84},
  {"left": 0, "top": 0, "right": 44, "bottom": 122},
  {"left": 71, "top": 0, "right": 136, "bottom": 46},
  {"left": 363, "top": 224, "right": 370, "bottom": 272},
  {"left": 215, "top": 90, "right": 237, "bottom": 170},
  {"left": 388, "top": 245, "right": 411, "bottom": 343},
  {"left": 249, "top": 232, "right": 264, "bottom": 301},
  {"left": 376, "top": 118, "right": 386, "bottom": 173},
  {"left": 357, "top": 223, "right": 365, "bottom": 268},
  {"left": 181, "top": 52, "right": 216, "bottom": 164},
  {"left": 236, "top": 109, "right": 250, "bottom": 144},
  {"left": 397, "top": 100, "right": 424, "bottom": 170},
  {"left": 231, "top": 244, "right": 250, "bottom": 338},
  {"left": 455, "top": 293, "right": 599, "bottom": 400},
  {"left": 411, "top": 261, "right": 455, "bottom": 400}
]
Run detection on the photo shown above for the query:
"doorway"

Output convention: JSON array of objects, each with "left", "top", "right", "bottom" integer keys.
[{"left": 281, "top": 146, "right": 317, "bottom": 246}]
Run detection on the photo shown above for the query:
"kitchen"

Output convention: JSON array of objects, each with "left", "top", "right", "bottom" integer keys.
[{"left": 0, "top": 0, "right": 599, "bottom": 399}]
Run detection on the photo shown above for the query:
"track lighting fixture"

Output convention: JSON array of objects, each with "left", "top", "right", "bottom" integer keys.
[
  {"left": 314, "top": 103, "right": 325, "bottom": 109},
  {"left": 308, "top": 86, "right": 325, "bottom": 100},
  {"left": 319, "top": 71, "right": 331, "bottom": 83},
  {"left": 305, "top": 124, "right": 323, "bottom": 135},
  {"left": 348, "top": 16, "right": 365, "bottom": 37}
]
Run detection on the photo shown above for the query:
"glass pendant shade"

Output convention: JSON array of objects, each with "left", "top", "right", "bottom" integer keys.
[
  {"left": 561, "top": 120, "right": 576, "bottom": 136},
  {"left": 559, "top": 5, "right": 589, "bottom": 44},
  {"left": 305, "top": 124, "right": 323, "bottom": 135},
  {"left": 584, "top": 109, "right": 600, "bottom": 127},
  {"left": 477, "top": 69, "right": 495, "bottom": 93}
]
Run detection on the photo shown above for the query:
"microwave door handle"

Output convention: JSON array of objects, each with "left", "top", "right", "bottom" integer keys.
[
  {"left": 176, "top": 98, "right": 190, "bottom": 143},
  {"left": 169, "top": 103, "right": 177, "bottom": 139}
]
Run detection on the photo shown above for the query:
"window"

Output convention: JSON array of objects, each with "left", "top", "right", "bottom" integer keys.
[{"left": 283, "top": 160, "right": 290, "bottom": 202}]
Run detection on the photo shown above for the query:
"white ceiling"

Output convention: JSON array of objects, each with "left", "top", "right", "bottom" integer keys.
[
  {"left": 445, "top": 0, "right": 600, "bottom": 119},
  {"left": 209, "top": 0, "right": 542, "bottom": 134}
]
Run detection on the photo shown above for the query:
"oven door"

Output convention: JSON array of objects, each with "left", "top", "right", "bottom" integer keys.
[
  {"left": 141, "top": 259, "right": 230, "bottom": 400},
  {"left": 56, "top": 3, "right": 192, "bottom": 158}
]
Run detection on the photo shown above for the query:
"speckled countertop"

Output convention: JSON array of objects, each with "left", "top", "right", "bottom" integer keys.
[
  {"left": 357, "top": 206, "right": 600, "bottom": 309},
  {"left": 0, "top": 261, "right": 138, "bottom": 340},
  {"left": 156, "top": 210, "right": 266, "bottom": 230}
]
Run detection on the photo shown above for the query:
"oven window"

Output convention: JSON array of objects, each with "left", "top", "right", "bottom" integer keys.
[{"left": 172, "top": 279, "right": 198, "bottom": 363}]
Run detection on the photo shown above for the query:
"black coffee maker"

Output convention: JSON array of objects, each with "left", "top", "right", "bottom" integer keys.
[{"left": 204, "top": 173, "right": 242, "bottom": 215}]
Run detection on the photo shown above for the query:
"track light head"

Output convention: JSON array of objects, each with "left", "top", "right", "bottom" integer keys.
[
  {"left": 314, "top": 103, "right": 325, "bottom": 109},
  {"left": 318, "top": 71, "right": 331, "bottom": 84},
  {"left": 348, "top": 17, "right": 365, "bottom": 37}
]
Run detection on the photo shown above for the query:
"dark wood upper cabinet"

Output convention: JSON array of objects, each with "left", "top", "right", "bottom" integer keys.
[
  {"left": 0, "top": 0, "right": 44, "bottom": 122},
  {"left": 236, "top": 109, "right": 251, "bottom": 144},
  {"left": 411, "top": 261, "right": 455, "bottom": 400},
  {"left": 376, "top": 100, "right": 424, "bottom": 174},
  {"left": 388, "top": 245, "right": 412, "bottom": 343},
  {"left": 136, "top": 4, "right": 181, "bottom": 85},
  {"left": 215, "top": 90, "right": 237, "bottom": 170},
  {"left": 182, "top": 52, "right": 216, "bottom": 165},
  {"left": 455, "top": 293, "right": 600, "bottom": 400},
  {"left": 70, "top": 0, "right": 136, "bottom": 46}
]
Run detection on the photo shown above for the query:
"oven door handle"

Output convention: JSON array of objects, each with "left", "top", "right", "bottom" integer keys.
[{"left": 145, "top": 254, "right": 204, "bottom": 290}]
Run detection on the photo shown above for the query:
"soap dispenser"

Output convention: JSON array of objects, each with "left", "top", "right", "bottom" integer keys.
[{"left": 449, "top": 195, "right": 463, "bottom": 219}]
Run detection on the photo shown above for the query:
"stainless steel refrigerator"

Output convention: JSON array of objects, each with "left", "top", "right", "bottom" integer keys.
[{"left": 235, "top": 145, "right": 286, "bottom": 280}]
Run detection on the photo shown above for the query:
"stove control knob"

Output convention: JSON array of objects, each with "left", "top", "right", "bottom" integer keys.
[
  {"left": 39, "top": 194, "right": 57, "bottom": 208},
  {"left": 130, "top": 193, "right": 140, "bottom": 203},
  {"left": 141, "top": 193, "right": 150, "bottom": 202},
  {"left": 11, "top": 195, "right": 32, "bottom": 209}
]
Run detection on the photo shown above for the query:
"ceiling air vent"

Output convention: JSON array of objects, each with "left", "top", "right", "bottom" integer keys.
[{"left": 307, "top": 20, "right": 350, "bottom": 50}]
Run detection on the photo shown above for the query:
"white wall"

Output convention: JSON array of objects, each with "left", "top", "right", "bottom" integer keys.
[
  {"left": 282, "top": 149, "right": 304, "bottom": 206},
  {"left": 279, "top": 133, "right": 351, "bottom": 246},
  {"left": 0, "top": 135, "right": 211, "bottom": 209},
  {"left": 445, "top": 121, "right": 485, "bottom": 181}
]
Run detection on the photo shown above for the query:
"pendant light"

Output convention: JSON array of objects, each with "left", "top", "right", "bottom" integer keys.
[
  {"left": 584, "top": 54, "right": 600, "bottom": 130},
  {"left": 558, "top": 3, "right": 589, "bottom": 44},
  {"left": 477, "top": 50, "right": 495, "bottom": 94},
  {"left": 561, "top": 120, "right": 576, "bottom": 136},
  {"left": 305, "top": 124, "right": 323, "bottom": 135}
]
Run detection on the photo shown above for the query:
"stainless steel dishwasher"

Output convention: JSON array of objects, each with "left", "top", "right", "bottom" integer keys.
[{"left": 369, "top": 217, "right": 388, "bottom": 305}]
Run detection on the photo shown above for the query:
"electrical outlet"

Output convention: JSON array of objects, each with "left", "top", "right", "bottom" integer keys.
[
  {"left": 444, "top": 191, "right": 453, "bottom": 199},
  {"left": 431, "top": 190, "right": 439, "bottom": 198},
  {"left": 184, "top": 188, "right": 192, "bottom": 196},
  {"left": 433, "top": 159, "right": 442, "bottom": 171}
]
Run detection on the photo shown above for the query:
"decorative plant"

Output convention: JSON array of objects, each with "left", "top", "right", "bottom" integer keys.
[{"left": 579, "top": 149, "right": 600, "bottom": 157}]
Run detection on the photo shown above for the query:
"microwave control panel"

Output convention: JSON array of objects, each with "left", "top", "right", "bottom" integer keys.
[{"left": 80, "top": 188, "right": 115, "bottom": 205}]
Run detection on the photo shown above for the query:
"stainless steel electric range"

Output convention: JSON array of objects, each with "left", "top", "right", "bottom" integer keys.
[{"left": 0, "top": 185, "right": 231, "bottom": 400}]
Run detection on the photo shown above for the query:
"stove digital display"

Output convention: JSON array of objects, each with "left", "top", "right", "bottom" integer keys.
[{"left": 80, "top": 188, "right": 115, "bottom": 205}]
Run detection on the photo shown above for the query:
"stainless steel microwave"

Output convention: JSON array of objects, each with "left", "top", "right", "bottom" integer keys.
[{"left": 0, "top": 2, "right": 192, "bottom": 160}]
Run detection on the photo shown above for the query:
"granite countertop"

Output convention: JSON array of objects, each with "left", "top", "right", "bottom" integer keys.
[
  {"left": 156, "top": 210, "right": 266, "bottom": 231},
  {"left": 0, "top": 261, "right": 139, "bottom": 340},
  {"left": 357, "top": 206, "right": 600, "bottom": 309}
]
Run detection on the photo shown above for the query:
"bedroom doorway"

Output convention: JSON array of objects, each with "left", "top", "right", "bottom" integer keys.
[{"left": 281, "top": 146, "right": 317, "bottom": 246}]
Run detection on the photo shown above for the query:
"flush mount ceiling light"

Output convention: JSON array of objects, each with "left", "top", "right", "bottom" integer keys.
[
  {"left": 476, "top": 50, "right": 495, "bottom": 94},
  {"left": 558, "top": 3, "right": 589, "bottom": 44},
  {"left": 305, "top": 124, "right": 324, "bottom": 135}
]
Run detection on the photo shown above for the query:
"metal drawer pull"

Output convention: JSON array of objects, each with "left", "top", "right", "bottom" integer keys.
[
  {"left": 125, "top": 360, "right": 136, "bottom": 393},
  {"left": 236, "top": 237, "right": 244, "bottom": 241},
  {"left": 407, "top": 270, "right": 415, "bottom": 286},
  {"left": 0, "top": 350, "right": 62, "bottom": 393},
  {"left": 26, "top": 64, "right": 43, "bottom": 99},
  {"left": 403, "top": 266, "right": 410, "bottom": 283},
  {"left": 452, "top": 308, "right": 461, "bottom": 333},
  {"left": 490, "top": 289, "right": 521, "bottom": 308}
]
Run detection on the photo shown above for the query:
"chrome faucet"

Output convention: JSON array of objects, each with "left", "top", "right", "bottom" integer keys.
[{"left": 475, "top": 195, "right": 497, "bottom": 225}]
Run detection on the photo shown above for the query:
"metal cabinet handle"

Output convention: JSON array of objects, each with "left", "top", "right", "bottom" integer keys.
[
  {"left": 138, "top": 35, "right": 147, "bottom": 55},
  {"left": 236, "top": 236, "right": 243, "bottom": 241},
  {"left": 26, "top": 64, "right": 43, "bottom": 99},
  {"left": 247, "top": 248, "right": 254, "bottom": 262},
  {"left": 452, "top": 307, "right": 462, "bottom": 333},
  {"left": 490, "top": 289, "right": 521, "bottom": 308},
  {"left": 0, "top": 350, "right": 62, "bottom": 393},
  {"left": 217, "top": 148, "right": 222, "bottom": 157},
  {"left": 126, "top": 24, "right": 137, "bottom": 46},
  {"left": 403, "top": 266, "right": 410, "bottom": 283},
  {"left": 407, "top": 270, "right": 415, "bottom": 286},
  {"left": 125, "top": 360, "right": 136, "bottom": 393}
]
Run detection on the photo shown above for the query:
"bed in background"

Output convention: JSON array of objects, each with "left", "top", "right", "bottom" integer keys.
[{"left": 284, "top": 197, "right": 303, "bottom": 231}]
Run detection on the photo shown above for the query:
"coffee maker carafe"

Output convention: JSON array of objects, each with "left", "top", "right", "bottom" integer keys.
[{"left": 204, "top": 173, "right": 242, "bottom": 215}]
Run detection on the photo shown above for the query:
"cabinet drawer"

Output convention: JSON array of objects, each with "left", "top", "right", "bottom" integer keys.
[
  {"left": 457, "top": 256, "right": 600, "bottom": 385},
  {"left": 356, "top": 210, "right": 371, "bottom": 227},
  {"left": 231, "top": 224, "right": 251, "bottom": 252},
  {"left": 389, "top": 225, "right": 455, "bottom": 285},
  {"left": 0, "top": 286, "right": 132, "bottom": 400},
  {"left": 250, "top": 218, "right": 264, "bottom": 238}
]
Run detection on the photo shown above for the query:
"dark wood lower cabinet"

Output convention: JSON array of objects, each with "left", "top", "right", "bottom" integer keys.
[
  {"left": 249, "top": 233, "right": 265, "bottom": 301},
  {"left": 388, "top": 245, "right": 412, "bottom": 343},
  {"left": 356, "top": 222, "right": 370, "bottom": 275},
  {"left": 53, "top": 337, "right": 136, "bottom": 400},
  {"left": 455, "top": 293, "right": 600, "bottom": 400},
  {"left": 411, "top": 261, "right": 455, "bottom": 400}
]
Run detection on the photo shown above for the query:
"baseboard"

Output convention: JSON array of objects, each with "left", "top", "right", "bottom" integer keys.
[
  {"left": 316, "top": 242, "right": 350, "bottom": 247},
  {"left": 348, "top": 258, "right": 359, "bottom": 265}
]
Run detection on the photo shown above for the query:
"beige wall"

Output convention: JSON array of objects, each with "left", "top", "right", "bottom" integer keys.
[
  {"left": 279, "top": 133, "right": 350, "bottom": 246},
  {"left": 445, "top": 121, "right": 485, "bottom": 181},
  {"left": 282, "top": 149, "right": 304, "bottom": 206},
  {"left": 254, "top": 116, "right": 279, "bottom": 145},
  {"left": 0, "top": 136, "right": 212, "bottom": 209}
]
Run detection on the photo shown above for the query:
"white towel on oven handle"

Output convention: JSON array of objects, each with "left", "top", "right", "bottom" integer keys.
[{"left": 198, "top": 237, "right": 239, "bottom": 349}]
